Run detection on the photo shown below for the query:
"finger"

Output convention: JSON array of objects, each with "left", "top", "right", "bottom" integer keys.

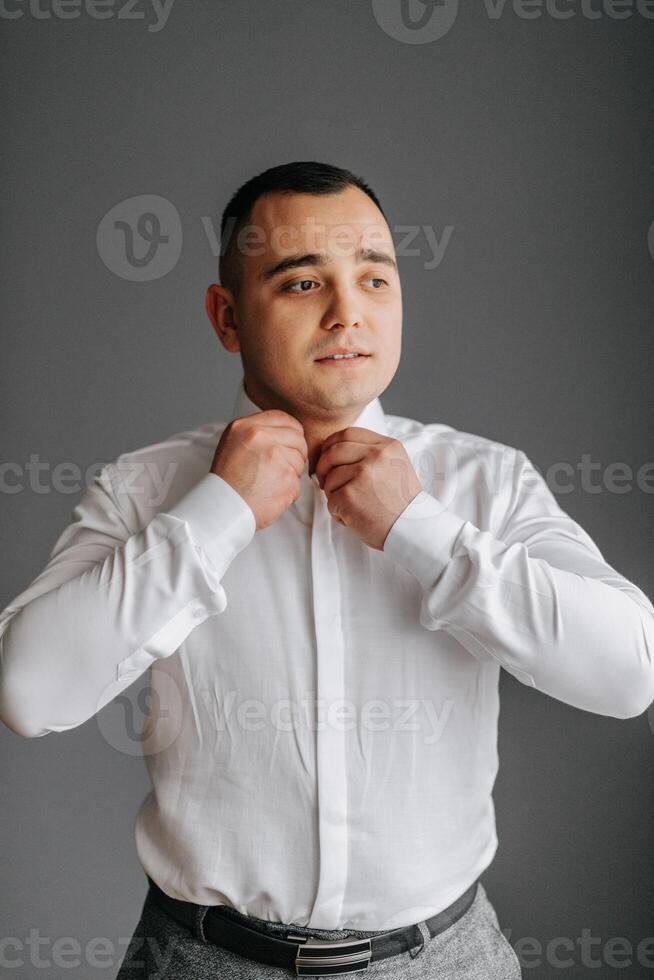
[
  {"left": 254, "top": 409, "right": 305, "bottom": 432},
  {"left": 273, "top": 426, "right": 309, "bottom": 458},
  {"left": 320, "top": 426, "right": 383, "bottom": 454},
  {"left": 275, "top": 444, "right": 308, "bottom": 477},
  {"left": 315, "top": 443, "right": 367, "bottom": 488},
  {"left": 323, "top": 462, "right": 360, "bottom": 495},
  {"left": 326, "top": 488, "right": 351, "bottom": 525}
]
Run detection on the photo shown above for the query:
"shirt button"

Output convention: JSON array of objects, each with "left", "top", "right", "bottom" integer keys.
[{"left": 193, "top": 606, "right": 205, "bottom": 620}]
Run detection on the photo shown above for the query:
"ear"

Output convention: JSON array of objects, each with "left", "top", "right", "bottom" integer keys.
[{"left": 205, "top": 283, "right": 241, "bottom": 353}]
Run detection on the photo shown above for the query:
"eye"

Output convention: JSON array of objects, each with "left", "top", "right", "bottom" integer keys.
[
  {"left": 282, "top": 276, "right": 389, "bottom": 293},
  {"left": 283, "top": 279, "right": 318, "bottom": 293}
]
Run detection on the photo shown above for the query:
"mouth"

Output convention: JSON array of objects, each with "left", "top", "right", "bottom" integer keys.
[{"left": 314, "top": 352, "right": 372, "bottom": 364}]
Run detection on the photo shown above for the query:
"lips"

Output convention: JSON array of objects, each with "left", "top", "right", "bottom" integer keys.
[{"left": 315, "top": 351, "right": 371, "bottom": 361}]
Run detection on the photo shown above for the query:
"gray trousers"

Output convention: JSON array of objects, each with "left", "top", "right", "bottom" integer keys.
[{"left": 115, "top": 880, "right": 522, "bottom": 979}]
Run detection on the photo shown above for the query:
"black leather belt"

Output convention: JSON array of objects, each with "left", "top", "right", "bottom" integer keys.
[{"left": 146, "top": 874, "right": 479, "bottom": 976}]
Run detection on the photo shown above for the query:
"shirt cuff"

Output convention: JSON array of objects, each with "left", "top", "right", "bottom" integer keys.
[
  {"left": 382, "top": 490, "right": 469, "bottom": 590},
  {"left": 164, "top": 472, "right": 256, "bottom": 579}
]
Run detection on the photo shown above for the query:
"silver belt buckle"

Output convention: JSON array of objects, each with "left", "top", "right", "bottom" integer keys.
[{"left": 289, "top": 934, "right": 372, "bottom": 976}]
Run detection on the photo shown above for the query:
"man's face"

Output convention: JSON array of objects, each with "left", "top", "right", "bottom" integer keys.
[{"left": 210, "top": 185, "right": 402, "bottom": 422}]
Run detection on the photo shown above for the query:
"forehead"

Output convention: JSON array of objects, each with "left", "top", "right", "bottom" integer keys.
[{"left": 245, "top": 185, "right": 393, "bottom": 266}]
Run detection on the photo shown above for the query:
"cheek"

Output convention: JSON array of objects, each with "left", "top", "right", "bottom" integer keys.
[
  {"left": 259, "top": 336, "right": 305, "bottom": 381},
  {"left": 239, "top": 305, "right": 289, "bottom": 363},
  {"left": 252, "top": 299, "right": 300, "bottom": 344},
  {"left": 379, "top": 310, "right": 402, "bottom": 354},
  {"left": 376, "top": 321, "right": 402, "bottom": 379}
]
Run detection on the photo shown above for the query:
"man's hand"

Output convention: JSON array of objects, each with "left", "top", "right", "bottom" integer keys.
[
  {"left": 210, "top": 411, "right": 308, "bottom": 530},
  {"left": 314, "top": 427, "right": 423, "bottom": 550}
]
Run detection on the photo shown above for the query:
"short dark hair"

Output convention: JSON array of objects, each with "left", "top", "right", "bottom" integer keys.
[{"left": 218, "top": 160, "right": 388, "bottom": 297}]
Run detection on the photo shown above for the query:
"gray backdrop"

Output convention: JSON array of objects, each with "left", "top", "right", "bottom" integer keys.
[{"left": 1, "top": 1, "right": 653, "bottom": 977}]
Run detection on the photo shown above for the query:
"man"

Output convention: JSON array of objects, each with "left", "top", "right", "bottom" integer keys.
[{"left": 1, "top": 161, "right": 652, "bottom": 979}]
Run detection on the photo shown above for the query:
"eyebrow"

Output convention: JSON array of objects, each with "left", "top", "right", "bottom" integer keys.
[{"left": 258, "top": 246, "right": 398, "bottom": 282}]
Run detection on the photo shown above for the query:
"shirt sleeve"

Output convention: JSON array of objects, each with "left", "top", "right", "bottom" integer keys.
[
  {"left": 0, "top": 468, "right": 256, "bottom": 738},
  {"left": 383, "top": 451, "right": 654, "bottom": 720}
]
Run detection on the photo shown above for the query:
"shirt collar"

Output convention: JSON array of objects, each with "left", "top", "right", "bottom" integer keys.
[{"left": 229, "top": 375, "right": 389, "bottom": 489}]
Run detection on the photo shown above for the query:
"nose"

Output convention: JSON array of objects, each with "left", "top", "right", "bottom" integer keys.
[{"left": 322, "top": 283, "right": 363, "bottom": 331}]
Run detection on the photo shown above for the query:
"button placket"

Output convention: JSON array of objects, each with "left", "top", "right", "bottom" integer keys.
[{"left": 307, "top": 479, "right": 349, "bottom": 929}]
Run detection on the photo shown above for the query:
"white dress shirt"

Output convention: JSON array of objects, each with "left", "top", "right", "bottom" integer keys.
[{"left": 1, "top": 377, "right": 653, "bottom": 930}]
